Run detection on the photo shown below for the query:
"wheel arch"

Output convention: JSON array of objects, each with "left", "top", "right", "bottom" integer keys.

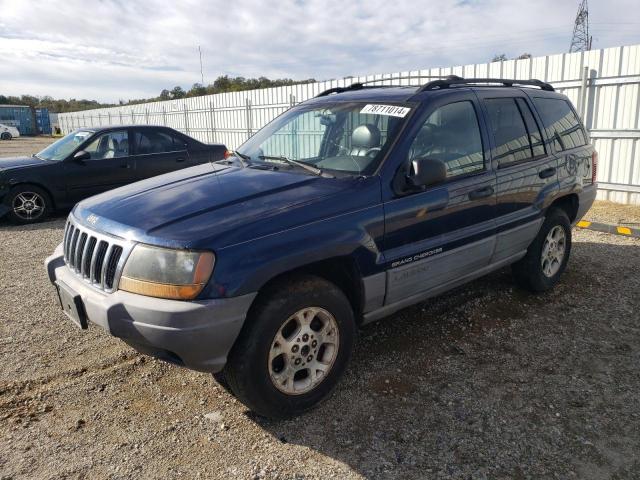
[
  {"left": 246, "top": 256, "right": 365, "bottom": 324},
  {"left": 547, "top": 193, "right": 579, "bottom": 222},
  {"left": 7, "top": 181, "right": 57, "bottom": 211}
]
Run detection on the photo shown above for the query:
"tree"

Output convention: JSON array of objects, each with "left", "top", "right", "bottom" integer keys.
[
  {"left": 170, "top": 86, "right": 186, "bottom": 99},
  {"left": 516, "top": 53, "right": 532, "bottom": 60},
  {"left": 159, "top": 89, "right": 171, "bottom": 100},
  {"left": 491, "top": 54, "right": 508, "bottom": 62},
  {"left": 188, "top": 83, "right": 207, "bottom": 97}
]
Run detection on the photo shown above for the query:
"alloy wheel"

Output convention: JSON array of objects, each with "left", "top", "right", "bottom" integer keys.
[
  {"left": 541, "top": 225, "right": 566, "bottom": 278},
  {"left": 268, "top": 307, "right": 340, "bottom": 395}
]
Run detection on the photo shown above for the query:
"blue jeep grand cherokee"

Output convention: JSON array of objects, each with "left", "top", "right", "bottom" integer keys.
[{"left": 46, "top": 77, "right": 597, "bottom": 418}]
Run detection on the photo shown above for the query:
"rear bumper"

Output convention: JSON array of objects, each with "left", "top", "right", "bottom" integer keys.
[
  {"left": 45, "top": 244, "right": 256, "bottom": 373},
  {"left": 573, "top": 183, "right": 598, "bottom": 225}
]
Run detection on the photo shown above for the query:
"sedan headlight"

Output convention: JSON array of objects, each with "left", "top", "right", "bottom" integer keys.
[{"left": 119, "top": 244, "right": 215, "bottom": 300}]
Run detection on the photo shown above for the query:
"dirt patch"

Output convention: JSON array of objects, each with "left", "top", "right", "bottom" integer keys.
[{"left": 0, "top": 136, "right": 57, "bottom": 158}]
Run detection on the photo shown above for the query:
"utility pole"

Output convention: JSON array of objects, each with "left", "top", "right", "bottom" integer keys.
[
  {"left": 570, "top": 0, "right": 592, "bottom": 52},
  {"left": 198, "top": 46, "right": 204, "bottom": 85}
]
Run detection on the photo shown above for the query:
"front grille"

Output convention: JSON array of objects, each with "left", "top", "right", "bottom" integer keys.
[{"left": 63, "top": 216, "right": 131, "bottom": 292}]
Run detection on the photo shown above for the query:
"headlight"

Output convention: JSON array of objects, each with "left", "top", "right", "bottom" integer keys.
[{"left": 119, "top": 244, "right": 215, "bottom": 300}]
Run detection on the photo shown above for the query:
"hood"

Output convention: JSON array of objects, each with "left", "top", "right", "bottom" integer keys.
[
  {"left": 74, "top": 163, "right": 367, "bottom": 248},
  {"left": 0, "top": 156, "right": 44, "bottom": 171}
]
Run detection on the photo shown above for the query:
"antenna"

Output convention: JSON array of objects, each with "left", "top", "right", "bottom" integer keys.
[
  {"left": 570, "top": 0, "right": 592, "bottom": 52},
  {"left": 198, "top": 46, "right": 204, "bottom": 85}
]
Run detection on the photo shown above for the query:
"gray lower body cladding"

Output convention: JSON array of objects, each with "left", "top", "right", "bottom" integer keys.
[{"left": 45, "top": 244, "right": 256, "bottom": 373}]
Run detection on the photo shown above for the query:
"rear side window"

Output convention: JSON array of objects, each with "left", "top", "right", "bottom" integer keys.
[
  {"left": 134, "top": 129, "right": 186, "bottom": 155},
  {"left": 484, "top": 98, "right": 539, "bottom": 166},
  {"left": 408, "top": 101, "right": 484, "bottom": 178},
  {"left": 532, "top": 98, "right": 587, "bottom": 151}
]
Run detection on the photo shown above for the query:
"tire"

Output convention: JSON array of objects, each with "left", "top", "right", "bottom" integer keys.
[
  {"left": 5, "top": 185, "right": 52, "bottom": 224},
  {"left": 212, "top": 371, "right": 233, "bottom": 394},
  {"left": 0, "top": 132, "right": 11, "bottom": 140},
  {"left": 512, "top": 208, "right": 572, "bottom": 292},
  {"left": 224, "top": 274, "right": 355, "bottom": 419}
]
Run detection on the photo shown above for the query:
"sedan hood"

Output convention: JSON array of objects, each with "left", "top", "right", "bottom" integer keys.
[
  {"left": 74, "top": 163, "right": 358, "bottom": 248},
  {"left": 0, "top": 156, "right": 44, "bottom": 171}
]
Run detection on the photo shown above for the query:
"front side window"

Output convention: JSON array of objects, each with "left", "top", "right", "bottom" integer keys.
[
  {"left": 408, "top": 101, "right": 484, "bottom": 178},
  {"left": 84, "top": 130, "right": 129, "bottom": 160},
  {"left": 134, "top": 130, "right": 186, "bottom": 155},
  {"left": 532, "top": 97, "right": 587, "bottom": 151},
  {"left": 237, "top": 102, "right": 413, "bottom": 175},
  {"left": 36, "top": 130, "right": 93, "bottom": 161}
]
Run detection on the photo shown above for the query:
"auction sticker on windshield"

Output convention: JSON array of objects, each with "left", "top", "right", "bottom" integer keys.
[{"left": 360, "top": 104, "right": 411, "bottom": 117}]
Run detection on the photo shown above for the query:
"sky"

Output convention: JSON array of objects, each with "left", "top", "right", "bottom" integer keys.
[{"left": 1, "top": 0, "right": 639, "bottom": 103}]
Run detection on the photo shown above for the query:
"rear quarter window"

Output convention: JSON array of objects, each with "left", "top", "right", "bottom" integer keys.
[{"left": 532, "top": 98, "right": 587, "bottom": 151}]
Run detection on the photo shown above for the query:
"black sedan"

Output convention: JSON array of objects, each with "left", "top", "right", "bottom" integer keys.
[{"left": 0, "top": 126, "right": 227, "bottom": 224}]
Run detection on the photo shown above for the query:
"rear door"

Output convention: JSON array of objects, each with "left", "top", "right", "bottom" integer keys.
[
  {"left": 381, "top": 91, "right": 497, "bottom": 305},
  {"left": 529, "top": 96, "right": 592, "bottom": 199},
  {"left": 475, "top": 90, "right": 557, "bottom": 263},
  {"left": 64, "top": 129, "right": 134, "bottom": 203},
  {"left": 132, "top": 127, "right": 191, "bottom": 180}
]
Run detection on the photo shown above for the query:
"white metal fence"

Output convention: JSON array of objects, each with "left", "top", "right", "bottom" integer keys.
[{"left": 59, "top": 44, "right": 640, "bottom": 205}]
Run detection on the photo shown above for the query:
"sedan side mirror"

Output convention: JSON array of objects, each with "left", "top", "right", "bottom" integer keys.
[
  {"left": 73, "top": 150, "right": 91, "bottom": 162},
  {"left": 407, "top": 157, "right": 447, "bottom": 188}
]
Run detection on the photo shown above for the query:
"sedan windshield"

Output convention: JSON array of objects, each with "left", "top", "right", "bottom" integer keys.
[
  {"left": 36, "top": 130, "right": 94, "bottom": 161},
  {"left": 236, "top": 101, "right": 414, "bottom": 175}
]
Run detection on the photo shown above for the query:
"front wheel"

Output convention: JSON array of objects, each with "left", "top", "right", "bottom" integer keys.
[
  {"left": 224, "top": 275, "right": 355, "bottom": 419},
  {"left": 5, "top": 185, "right": 51, "bottom": 224},
  {"left": 512, "top": 208, "right": 572, "bottom": 292},
  {"left": 0, "top": 132, "right": 12, "bottom": 140}
]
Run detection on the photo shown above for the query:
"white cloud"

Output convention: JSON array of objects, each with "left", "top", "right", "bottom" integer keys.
[{"left": 0, "top": 0, "right": 639, "bottom": 102}]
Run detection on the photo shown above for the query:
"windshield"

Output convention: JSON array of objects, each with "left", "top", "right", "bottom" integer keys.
[
  {"left": 236, "top": 101, "right": 414, "bottom": 175},
  {"left": 36, "top": 130, "right": 94, "bottom": 161}
]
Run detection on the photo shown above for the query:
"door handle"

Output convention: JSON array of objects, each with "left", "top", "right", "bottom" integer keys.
[
  {"left": 120, "top": 163, "right": 131, "bottom": 169},
  {"left": 176, "top": 157, "right": 186, "bottom": 163},
  {"left": 539, "top": 167, "right": 556, "bottom": 179},
  {"left": 468, "top": 186, "right": 494, "bottom": 200}
]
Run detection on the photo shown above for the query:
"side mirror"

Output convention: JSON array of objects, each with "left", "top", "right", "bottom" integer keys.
[
  {"left": 73, "top": 150, "right": 90, "bottom": 162},
  {"left": 407, "top": 157, "right": 447, "bottom": 188}
]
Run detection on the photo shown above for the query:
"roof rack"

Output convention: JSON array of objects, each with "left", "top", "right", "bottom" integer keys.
[
  {"left": 316, "top": 75, "right": 463, "bottom": 97},
  {"left": 418, "top": 77, "right": 554, "bottom": 92}
]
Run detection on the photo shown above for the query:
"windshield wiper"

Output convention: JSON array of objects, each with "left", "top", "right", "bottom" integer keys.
[
  {"left": 221, "top": 150, "right": 251, "bottom": 168},
  {"left": 258, "top": 155, "right": 325, "bottom": 177}
]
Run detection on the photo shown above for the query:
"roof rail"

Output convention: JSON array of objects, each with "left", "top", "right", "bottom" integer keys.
[
  {"left": 316, "top": 75, "right": 463, "bottom": 97},
  {"left": 418, "top": 77, "right": 554, "bottom": 92}
]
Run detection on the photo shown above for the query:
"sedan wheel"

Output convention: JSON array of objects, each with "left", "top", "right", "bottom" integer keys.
[{"left": 12, "top": 191, "right": 46, "bottom": 221}]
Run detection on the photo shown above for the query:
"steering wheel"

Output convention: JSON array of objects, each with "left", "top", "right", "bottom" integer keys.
[{"left": 365, "top": 147, "right": 381, "bottom": 158}]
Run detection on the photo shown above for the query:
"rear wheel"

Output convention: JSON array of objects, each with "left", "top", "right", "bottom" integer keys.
[
  {"left": 0, "top": 132, "right": 11, "bottom": 140},
  {"left": 512, "top": 208, "right": 571, "bottom": 292},
  {"left": 224, "top": 275, "right": 355, "bottom": 419},
  {"left": 5, "top": 185, "right": 51, "bottom": 224}
]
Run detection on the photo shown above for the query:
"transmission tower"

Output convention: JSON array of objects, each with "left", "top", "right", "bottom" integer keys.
[{"left": 570, "top": 0, "right": 592, "bottom": 52}]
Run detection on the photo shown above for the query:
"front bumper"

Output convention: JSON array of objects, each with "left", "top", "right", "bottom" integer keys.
[{"left": 45, "top": 244, "right": 256, "bottom": 373}]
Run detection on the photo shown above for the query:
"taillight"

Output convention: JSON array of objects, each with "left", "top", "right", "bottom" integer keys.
[
  {"left": 591, "top": 150, "right": 598, "bottom": 183},
  {"left": 224, "top": 149, "right": 232, "bottom": 159}
]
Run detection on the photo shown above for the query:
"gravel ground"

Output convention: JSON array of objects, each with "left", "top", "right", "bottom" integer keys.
[
  {"left": 1, "top": 138, "right": 640, "bottom": 479},
  {"left": 0, "top": 210, "right": 639, "bottom": 479}
]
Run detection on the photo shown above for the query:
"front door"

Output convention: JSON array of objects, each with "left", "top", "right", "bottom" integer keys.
[
  {"left": 64, "top": 129, "right": 134, "bottom": 204},
  {"left": 382, "top": 92, "right": 497, "bottom": 305}
]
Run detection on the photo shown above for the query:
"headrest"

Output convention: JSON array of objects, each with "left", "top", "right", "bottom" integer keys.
[{"left": 351, "top": 124, "right": 381, "bottom": 148}]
